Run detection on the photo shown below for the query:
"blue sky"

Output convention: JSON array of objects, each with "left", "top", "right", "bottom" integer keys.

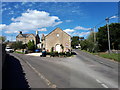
[{"left": 1, "top": 2, "right": 118, "bottom": 41}]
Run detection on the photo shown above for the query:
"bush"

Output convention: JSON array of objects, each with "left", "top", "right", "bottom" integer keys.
[
  {"left": 54, "top": 51, "right": 59, "bottom": 57},
  {"left": 66, "top": 52, "right": 71, "bottom": 57},
  {"left": 46, "top": 52, "right": 50, "bottom": 55},
  {"left": 49, "top": 51, "right": 74, "bottom": 57},
  {"left": 50, "top": 51, "right": 59, "bottom": 57},
  {"left": 27, "top": 40, "right": 35, "bottom": 52},
  {"left": 50, "top": 52, "right": 55, "bottom": 57}
]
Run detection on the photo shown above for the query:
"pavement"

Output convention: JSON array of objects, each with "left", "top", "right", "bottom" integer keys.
[
  {"left": 2, "top": 50, "right": 119, "bottom": 89},
  {"left": 26, "top": 52, "right": 42, "bottom": 56}
]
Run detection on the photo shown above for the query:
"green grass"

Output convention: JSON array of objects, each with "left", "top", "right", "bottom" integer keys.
[
  {"left": 98, "top": 53, "right": 120, "bottom": 62},
  {"left": 15, "top": 51, "right": 25, "bottom": 54},
  {"left": 81, "top": 50, "right": 120, "bottom": 62}
]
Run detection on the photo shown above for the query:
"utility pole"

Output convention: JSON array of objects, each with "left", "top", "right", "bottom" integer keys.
[
  {"left": 94, "top": 27, "right": 96, "bottom": 43},
  {"left": 105, "top": 17, "right": 111, "bottom": 53},
  {"left": 90, "top": 28, "right": 94, "bottom": 42}
]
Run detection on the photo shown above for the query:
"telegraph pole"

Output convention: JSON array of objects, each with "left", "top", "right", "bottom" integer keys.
[
  {"left": 94, "top": 27, "right": 96, "bottom": 43},
  {"left": 105, "top": 17, "right": 111, "bottom": 53}
]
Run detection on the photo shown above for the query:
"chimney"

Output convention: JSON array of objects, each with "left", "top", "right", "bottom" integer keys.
[{"left": 19, "top": 31, "right": 22, "bottom": 34}]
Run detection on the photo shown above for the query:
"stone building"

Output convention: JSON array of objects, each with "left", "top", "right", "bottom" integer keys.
[
  {"left": 41, "top": 28, "right": 71, "bottom": 52},
  {"left": 16, "top": 31, "right": 40, "bottom": 45}
]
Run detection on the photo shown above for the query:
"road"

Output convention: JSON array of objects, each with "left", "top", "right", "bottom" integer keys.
[{"left": 3, "top": 50, "right": 119, "bottom": 89}]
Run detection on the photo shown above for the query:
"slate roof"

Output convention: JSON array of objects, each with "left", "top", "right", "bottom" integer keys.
[{"left": 16, "top": 34, "right": 35, "bottom": 38}]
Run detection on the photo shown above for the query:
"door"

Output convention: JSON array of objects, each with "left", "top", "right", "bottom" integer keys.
[{"left": 55, "top": 44, "right": 61, "bottom": 53}]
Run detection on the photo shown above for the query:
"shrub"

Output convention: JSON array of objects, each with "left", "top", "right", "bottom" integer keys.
[
  {"left": 59, "top": 52, "right": 66, "bottom": 57},
  {"left": 50, "top": 52, "right": 55, "bottom": 57},
  {"left": 66, "top": 52, "right": 71, "bottom": 57},
  {"left": 27, "top": 40, "right": 35, "bottom": 52},
  {"left": 54, "top": 51, "right": 59, "bottom": 57}
]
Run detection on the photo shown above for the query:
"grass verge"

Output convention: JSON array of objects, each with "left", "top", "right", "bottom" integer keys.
[
  {"left": 15, "top": 51, "right": 25, "bottom": 54},
  {"left": 98, "top": 53, "right": 120, "bottom": 62},
  {"left": 81, "top": 50, "right": 120, "bottom": 62}
]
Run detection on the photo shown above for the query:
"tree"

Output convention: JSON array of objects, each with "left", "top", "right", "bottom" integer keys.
[
  {"left": 10, "top": 41, "right": 26, "bottom": 50},
  {"left": 71, "top": 36, "right": 80, "bottom": 49},
  {"left": 0, "top": 36, "right": 6, "bottom": 43},
  {"left": 27, "top": 40, "right": 35, "bottom": 52},
  {"left": 87, "top": 32, "right": 99, "bottom": 52},
  {"left": 97, "top": 23, "right": 120, "bottom": 51}
]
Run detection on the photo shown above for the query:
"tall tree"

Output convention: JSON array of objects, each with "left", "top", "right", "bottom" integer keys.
[
  {"left": 71, "top": 36, "right": 80, "bottom": 49},
  {"left": 97, "top": 23, "right": 120, "bottom": 51},
  {"left": 27, "top": 40, "right": 35, "bottom": 52},
  {"left": 10, "top": 41, "right": 26, "bottom": 50},
  {"left": 0, "top": 36, "right": 6, "bottom": 43}
]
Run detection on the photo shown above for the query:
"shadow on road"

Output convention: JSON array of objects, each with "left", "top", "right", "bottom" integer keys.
[{"left": 2, "top": 54, "right": 30, "bottom": 89}]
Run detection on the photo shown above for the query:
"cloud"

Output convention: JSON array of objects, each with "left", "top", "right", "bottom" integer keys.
[
  {"left": 64, "top": 29, "right": 75, "bottom": 33},
  {"left": 74, "top": 26, "right": 91, "bottom": 30},
  {"left": 2, "top": 8, "right": 7, "bottom": 12},
  {"left": 9, "top": 11, "right": 14, "bottom": 15},
  {"left": 65, "top": 20, "right": 73, "bottom": 22},
  {"left": 38, "top": 28, "right": 47, "bottom": 31},
  {"left": 2, "top": 9, "right": 62, "bottom": 34},
  {"left": 109, "top": 16, "right": 118, "bottom": 19},
  {"left": 14, "top": 4, "right": 19, "bottom": 8},
  {"left": 0, "top": 24, "right": 7, "bottom": 30},
  {"left": 5, "top": 30, "right": 18, "bottom": 34},
  {"left": 21, "top": 2, "right": 27, "bottom": 5},
  {"left": 78, "top": 32, "right": 90, "bottom": 37},
  {"left": 2, "top": 3, "right": 6, "bottom": 7}
]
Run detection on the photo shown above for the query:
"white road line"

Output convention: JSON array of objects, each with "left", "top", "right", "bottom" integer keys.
[
  {"left": 25, "top": 60, "right": 57, "bottom": 88},
  {"left": 96, "top": 79, "right": 108, "bottom": 88},
  {"left": 101, "top": 84, "right": 109, "bottom": 88},
  {"left": 96, "top": 79, "right": 102, "bottom": 83}
]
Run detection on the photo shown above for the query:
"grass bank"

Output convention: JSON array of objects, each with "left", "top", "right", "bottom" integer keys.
[
  {"left": 15, "top": 51, "right": 25, "bottom": 54},
  {"left": 81, "top": 50, "right": 120, "bottom": 62},
  {"left": 98, "top": 53, "right": 120, "bottom": 62}
]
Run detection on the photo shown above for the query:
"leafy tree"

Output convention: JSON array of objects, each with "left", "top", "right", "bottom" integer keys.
[
  {"left": 80, "top": 40, "right": 89, "bottom": 50},
  {"left": 80, "top": 32, "right": 99, "bottom": 53},
  {"left": 97, "top": 23, "right": 120, "bottom": 51},
  {"left": 87, "top": 32, "right": 99, "bottom": 52},
  {"left": 71, "top": 36, "right": 80, "bottom": 49},
  {"left": 27, "top": 40, "right": 35, "bottom": 52},
  {"left": 80, "top": 40, "right": 95, "bottom": 52},
  {"left": 0, "top": 36, "right": 6, "bottom": 42},
  {"left": 87, "top": 32, "right": 94, "bottom": 42},
  {"left": 10, "top": 41, "right": 26, "bottom": 50}
]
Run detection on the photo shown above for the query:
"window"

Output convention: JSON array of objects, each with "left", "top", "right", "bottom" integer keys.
[
  {"left": 29, "top": 35, "right": 33, "bottom": 38},
  {"left": 56, "top": 34, "right": 59, "bottom": 37}
]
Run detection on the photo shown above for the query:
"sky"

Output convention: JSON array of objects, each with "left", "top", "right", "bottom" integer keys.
[{"left": 1, "top": 2, "right": 119, "bottom": 41}]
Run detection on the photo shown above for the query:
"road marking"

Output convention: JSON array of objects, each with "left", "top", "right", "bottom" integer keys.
[
  {"left": 96, "top": 79, "right": 102, "bottom": 83},
  {"left": 101, "top": 84, "right": 109, "bottom": 88},
  {"left": 25, "top": 60, "right": 57, "bottom": 88},
  {"left": 12, "top": 53, "right": 58, "bottom": 88},
  {"left": 96, "top": 79, "right": 108, "bottom": 88}
]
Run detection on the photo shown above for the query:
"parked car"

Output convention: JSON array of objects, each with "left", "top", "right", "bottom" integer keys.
[
  {"left": 5, "top": 47, "right": 14, "bottom": 53},
  {"left": 35, "top": 49, "right": 42, "bottom": 52}
]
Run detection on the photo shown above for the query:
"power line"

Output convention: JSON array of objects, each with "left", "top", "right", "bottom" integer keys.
[{"left": 91, "top": 13, "right": 118, "bottom": 29}]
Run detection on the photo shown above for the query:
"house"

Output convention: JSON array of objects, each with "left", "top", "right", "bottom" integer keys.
[
  {"left": 16, "top": 31, "right": 40, "bottom": 46},
  {"left": 41, "top": 28, "right": 71, "bottom": 52}
]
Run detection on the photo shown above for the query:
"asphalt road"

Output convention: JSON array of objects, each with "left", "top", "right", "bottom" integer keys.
[{"left": 4, "top": 50, "right": 119, "bottom": 89}]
